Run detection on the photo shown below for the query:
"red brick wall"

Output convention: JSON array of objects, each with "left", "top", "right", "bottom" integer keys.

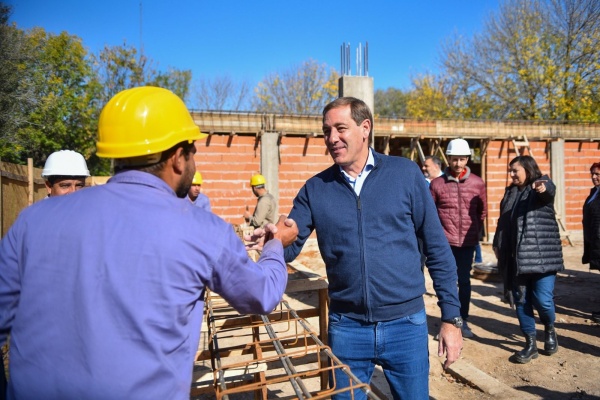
[
  {"left": 485, "top": 140, "right": 550, "bottom": 237},
  {"left": 485, "top": 140, "right": 599, "bottom": 239},
  {"left": 279, "top": 136, "right": 332, "bottom": 215},
  {"left": 193, "top": 134, "right": 332, "bottom": 225},
  {"left": 195, "top": 134, "right": 598, "bottom": 239},
  {"left": 193, "top": 134, "right": 260, "bottom": 225},
  {"left": 564, "top": 142, "right": 600, "bottom": 229}
]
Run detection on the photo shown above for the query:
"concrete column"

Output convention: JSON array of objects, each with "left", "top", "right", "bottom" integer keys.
[
  {"left": 260, "top": 131, "right": 280, "bottom": 204},
  {"left": 338, "top": 76, "right": 375, "bottom": 143},
  {"left": 551, "top": 139, "right": 565, "bottom": 218}
]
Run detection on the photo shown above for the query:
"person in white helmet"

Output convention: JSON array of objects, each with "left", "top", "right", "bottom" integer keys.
[
  {"left": 429, "top": 138, "right": 487, "bottom": 339},
  {"left": 41, "top": 150, "right": 90, "bottom": 197}
]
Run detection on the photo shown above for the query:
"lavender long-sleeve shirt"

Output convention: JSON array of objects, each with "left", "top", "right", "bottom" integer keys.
[{"left": 0, "top": 170, "right": 288, "bottom": 400}]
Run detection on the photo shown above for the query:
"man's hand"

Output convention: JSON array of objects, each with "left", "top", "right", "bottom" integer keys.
[
  {"left": 243, "top": 205, "right": 251, "bottom": 221},
  {"left": 437, "top": 322, "right": 463, "bottom": 369},
  {"left": 244, "top": 216, "right": 298, "bottom": 249}
]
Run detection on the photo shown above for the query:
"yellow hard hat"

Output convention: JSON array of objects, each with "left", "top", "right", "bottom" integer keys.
[
  {"left": 192, "top": 171, "right": 203, "bottom": 185},
  {"left": 250, "top": 174, "right": 266, "bottom": 187},
  {"left": 96, "top": 86, "right": 207, "bottom": 159}
]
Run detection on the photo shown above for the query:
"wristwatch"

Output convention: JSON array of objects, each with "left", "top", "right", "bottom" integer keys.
[{"left": 442, "top": 316, "right": 463, "bottom": 328}]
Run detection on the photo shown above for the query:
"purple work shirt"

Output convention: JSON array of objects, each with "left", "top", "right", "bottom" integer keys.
[
  {"left": 192, "top": 192, "right": 211, "bottom": 212},
  {"left": 0, "top": 170, "right": 288, "bottom": 399}
]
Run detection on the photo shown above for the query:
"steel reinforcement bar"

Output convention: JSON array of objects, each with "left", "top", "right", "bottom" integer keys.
[{"left": 194, "top": 292, "right": 382, "bottom": 400}]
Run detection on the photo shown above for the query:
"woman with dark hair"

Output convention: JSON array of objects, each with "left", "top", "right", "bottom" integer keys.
[
  {"left": 493, "top": 155, "right": 564, "bottom": 363},
  {"left": 582, "top": 162, "right": 600, "bottom": 323}
]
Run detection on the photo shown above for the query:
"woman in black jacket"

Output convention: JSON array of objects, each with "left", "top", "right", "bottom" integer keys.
[
  {"left": 582, "top": 162, "right": 600, "bottom": 322},
  {"left": 493, "top": 156, "right": 564, "bottom": 363}
]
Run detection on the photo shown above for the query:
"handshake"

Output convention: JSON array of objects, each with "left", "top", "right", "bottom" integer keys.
[{"left": 244, "top": 216, "right": 298, "bottom": 250}]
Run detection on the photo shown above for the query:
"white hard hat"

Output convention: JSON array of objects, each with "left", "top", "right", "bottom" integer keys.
[
  {"left": 446, "top": 139, "right": 471, "bottom": 156},
  {"left": 41, "top": 150, "right": 90, "bottom": 178}
]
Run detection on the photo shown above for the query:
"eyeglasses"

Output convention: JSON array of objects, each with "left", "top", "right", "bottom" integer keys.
[{"left": 591, "top": 172, "right": 600, "bottom": 177}]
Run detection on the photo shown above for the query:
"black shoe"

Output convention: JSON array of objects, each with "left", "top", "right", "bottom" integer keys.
[
  {"left": 592, "top": 311, "right": 600, "bottom": 323},
  {"left": 544, "top": 325, "right": 558, "bottom": 355},
  {"left": 513, "top": 333, "right": 538, "bottom": 363}
]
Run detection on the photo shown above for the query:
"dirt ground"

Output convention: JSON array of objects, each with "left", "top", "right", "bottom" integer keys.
[{"left": 293, "top": 239, "right": 600, "bottom": 400}]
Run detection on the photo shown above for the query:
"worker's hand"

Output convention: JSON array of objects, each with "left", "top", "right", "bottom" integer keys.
[
  {"left": 437, "top": 322, "right": 463, "bottom": 369},
  {"left": 243, "top": 205, "right": 251, "bottom": 221},
  {"left": 266, "top": 216, "right": 298, "bottom": 247},
  {"left": 244, "top": 216, "right": 298, "bottom": 249}
]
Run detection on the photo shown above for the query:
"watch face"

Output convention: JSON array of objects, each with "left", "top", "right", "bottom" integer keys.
[{"left": 453, "top": 317, "right": 463, "bottom": 328}]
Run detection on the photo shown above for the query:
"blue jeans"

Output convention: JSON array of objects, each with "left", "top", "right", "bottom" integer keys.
[
  {"left": 513, "top": 272, "right": 557, "bottom": 335},
  {"left": 328, "top": 309, "right": 429, "bottom": 400},
  {"left": 451, "top": 245, "right": 476, "bottom": 321},
  {"left": 474, "top": 243, "right": 483, "bottom": 263}
]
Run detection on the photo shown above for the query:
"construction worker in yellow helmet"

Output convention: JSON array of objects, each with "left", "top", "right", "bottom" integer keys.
[
  {"left": 0, "top": 86, "right": 298, "bottom": 399},
  {"left": 188, "top": 171, "right": 211, "bottom": 211},
  {"left": 244, "top": 173, "right": 278, "bottom": 228}
]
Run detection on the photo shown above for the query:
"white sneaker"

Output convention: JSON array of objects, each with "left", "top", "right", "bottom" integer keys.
[{"left": 461, "top": 321, "right": 474, "bottom": 338}]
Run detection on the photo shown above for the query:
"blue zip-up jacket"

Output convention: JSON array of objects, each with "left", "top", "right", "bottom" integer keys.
[{"left": 284, "top": 151, "right": 460, "bottom": 322}]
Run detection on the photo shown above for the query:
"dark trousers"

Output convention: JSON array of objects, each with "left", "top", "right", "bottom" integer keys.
[{"left": 451, "top": 245, "right": 476, "bottom": 320}]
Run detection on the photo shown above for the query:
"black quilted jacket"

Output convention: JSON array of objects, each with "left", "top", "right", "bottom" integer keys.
[
  {"left": 582, "top": 187, "right": 600, "bottom": 271},
  {"left": 493, "top": 175, "right": 564, "bottom": 276}
]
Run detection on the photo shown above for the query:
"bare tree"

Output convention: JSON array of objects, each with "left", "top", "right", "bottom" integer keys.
[
  {"left": 439, "top": 0, "right": 600, "bottom": 121},
  {"left": 191, "top": 75, "right": 251, "bottom": 111},
  {"left": 252, "top": 59, "right": 339, "bottom": 115}
]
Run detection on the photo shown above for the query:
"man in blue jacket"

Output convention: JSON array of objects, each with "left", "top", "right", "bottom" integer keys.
[{"left": 284, "top": 97, "right": 462, "bottom": 400}]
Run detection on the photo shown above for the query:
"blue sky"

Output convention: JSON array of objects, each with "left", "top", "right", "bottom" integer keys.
[{"left": 8, "top": 0, "right": 499, "bottom": 91}]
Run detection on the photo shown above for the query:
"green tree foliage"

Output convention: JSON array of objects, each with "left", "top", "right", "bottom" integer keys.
[
  {"left": 0, "top": 3, "right": 35, "bottom": 161},
  {"left": 438, "top": 0, "right": 600, "bottom": 121},
  {"left": 253, "top": 59, "right": 339, "bottom": 114},
  {"left": 6, "top": 27, "right": 101, "bottom": 168},
  {"left": 94, "top": 42, "right": 193, "bottom": 106},
  {"left": 2, "top": 5, "right": 194, "bottom": 174},
  {"left": 374, "top": 88, "right": 409, "bottom": 118},
  {"left": 406, "top": 74, "right": 453, "bottom": 119},
  {"left": 149, "top": 67, "right": 192, "bottom": 102},
  {"left": 405, "top": 73, "right": 495, "bottom": 120},
  {"left": 93, "top": 42, "right": 153, "bottom": 106}
]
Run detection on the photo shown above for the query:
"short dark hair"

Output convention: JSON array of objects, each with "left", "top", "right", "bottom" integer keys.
[
  {"left": 115, "top": 140, "right": 196, "bottom": 175},
  {"left": 323, "top": 97, "right": 373, "bottom": 136},
  {"left": 590, "top": 162, "right": 600, "bottom": 172},
  {"left": 510, "top": 155, "right": 542, "bottom": 186},
  {"left": 46, "top": 175, "right": 87, "bottom": 185},
  {"left": 424, "top": 155, "right": 442, "bottom": 168}
]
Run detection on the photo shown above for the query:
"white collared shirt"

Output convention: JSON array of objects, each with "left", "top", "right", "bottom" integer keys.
[{"left": 340, "top": 149, "right": 375, "bottom": 196}]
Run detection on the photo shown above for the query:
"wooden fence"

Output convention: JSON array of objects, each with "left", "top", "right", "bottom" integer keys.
[{"left": 0, "top": 160, "right": 109, "bottom": 237}]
